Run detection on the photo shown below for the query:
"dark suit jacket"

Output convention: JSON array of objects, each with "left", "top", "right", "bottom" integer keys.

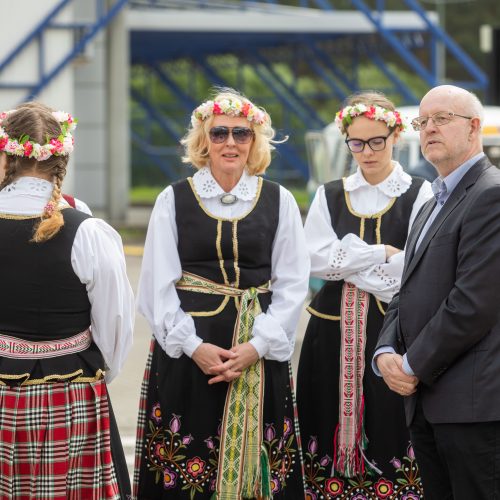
[{"left": 376, "top": 156, "right": 500, "bottom": 425}]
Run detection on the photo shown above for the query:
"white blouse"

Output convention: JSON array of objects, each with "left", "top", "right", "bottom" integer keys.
[
  {"left": 137, "top": 167, "right": 310, "bottom": 362},
  {"left": 305, "top": 162, "right": 434, "bottom": 303},
  {"left": 0, "top": 177, "right": 135, "bottom": 383}
]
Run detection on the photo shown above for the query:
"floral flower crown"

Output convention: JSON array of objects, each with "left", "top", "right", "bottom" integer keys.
[
  {"left": 191, "top": 98, "right": 268, "bottom": 127},
  {"left": 0, "top": 109, "right": 77, "bottom": 161},
  {"left": 335, "top": 104, "right": 405, "bottom": 132}
]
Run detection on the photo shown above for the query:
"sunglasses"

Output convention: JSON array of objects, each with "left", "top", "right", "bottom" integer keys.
[{"left": 209, "top": 126, "right": 254, "bottom": 144}]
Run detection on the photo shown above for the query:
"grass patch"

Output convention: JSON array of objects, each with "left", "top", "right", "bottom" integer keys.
[
  {"left": 130, "top": 186, "right": 164, "bottom": 205},
  {"left": 130, "top": 185, "right": 310, "bottom": 212}
]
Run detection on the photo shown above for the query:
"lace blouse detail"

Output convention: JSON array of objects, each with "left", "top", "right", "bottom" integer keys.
[
  {"left": 344, "top": 161, "right": 412, "bottom": 197},
  {"left": 1, "top": 177, "right": 52, "bottom": 195},
  {"left": 192, "top": 167, "right": 258, "bottom": 201}
]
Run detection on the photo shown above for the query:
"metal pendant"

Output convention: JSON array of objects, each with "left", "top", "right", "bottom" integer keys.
[{"left": 220, "top": 193, "right": 238, "bottom": 205}]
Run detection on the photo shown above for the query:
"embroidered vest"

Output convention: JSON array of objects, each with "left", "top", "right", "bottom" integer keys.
[
  {"left": 173, "top": 177, "right": 280, "bottom": 314},
  {"left": 309, "top": 177, "right": 424, "bottom": 316}
]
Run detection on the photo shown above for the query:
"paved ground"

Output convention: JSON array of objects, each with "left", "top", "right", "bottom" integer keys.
[{"left": 107, "top": 250, "right": 310, "bottom": 477}]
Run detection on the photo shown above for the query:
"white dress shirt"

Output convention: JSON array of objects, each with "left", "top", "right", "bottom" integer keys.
[
  {"left": 305, "top": 162, "right": 434, "bottom": 303},
  {"left": 137, "top": 167, "right": 310, "bottom": 362},
  {"left": 0, "top": 176, "right": 135, "bottom": 382}
]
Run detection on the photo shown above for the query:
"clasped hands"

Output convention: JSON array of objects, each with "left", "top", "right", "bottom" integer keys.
[
  {"left": 192, "top": 342, "right": 259, "bottom": 385},
  {"left": 376, "top": 352, "right": 419, "bottom": 396}
]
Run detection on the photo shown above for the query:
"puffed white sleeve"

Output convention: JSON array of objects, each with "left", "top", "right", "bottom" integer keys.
[
  {"left": 250, "top": 186, "right": 310, "bottom": 361},
  {"left": 136, "top": 186, "right": 201, "bottom": 359},
  {"left": 305, "top": 185, "right": 386, "bottom": 281},
  {"left": 345, "top": 180, "right": 434, "bottom": 302},
  {"left": 71, "top": 218, "right": 135, "bottom": 383}
]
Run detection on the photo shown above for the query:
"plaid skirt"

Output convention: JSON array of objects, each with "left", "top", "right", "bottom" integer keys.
[{"left": 0, "top": 379, "right": 121, "bottom": 500}]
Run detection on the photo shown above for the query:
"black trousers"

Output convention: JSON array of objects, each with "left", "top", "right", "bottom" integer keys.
[{"left": 409, "top": 396, "right": 500, "bottom": 500}]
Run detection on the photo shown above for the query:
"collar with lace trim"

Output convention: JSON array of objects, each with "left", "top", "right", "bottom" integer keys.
[
  {"left": 343, "top": 161, "right": 412, "bottom": 197},
  {"left": 192, "top": 166, "right": 258, "bottom": 201},
  {"left": 0, "top": 176, "right": 53, "bottom": 196}
]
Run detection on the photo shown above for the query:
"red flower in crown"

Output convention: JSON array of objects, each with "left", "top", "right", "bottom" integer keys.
[
  {"left": 23, "top": 141, "right": 33, "bottom": 157},
  {"left": 213, "top": 102, "right": 222, "bottom": 115},
  {"left": 0, "top": 137, "right": 8, "bottom": 150},
  {"left": 365, "top": 106, "right": 376, "bottom": 119},
  {"left": 241, "top": 102, "right": 251, "bottom": 117}
]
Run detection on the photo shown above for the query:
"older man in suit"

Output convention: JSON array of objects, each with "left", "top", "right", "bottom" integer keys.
[{"left": 373, "top": 85, "right": 500, "bottom": 500}]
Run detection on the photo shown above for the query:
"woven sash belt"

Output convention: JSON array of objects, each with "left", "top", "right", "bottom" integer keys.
[
  {"left": 0, "top": 329, "right": 92, "bottom": 359},
  {"left": 176, "top": 271, "right": 272, "bottom": 499}
]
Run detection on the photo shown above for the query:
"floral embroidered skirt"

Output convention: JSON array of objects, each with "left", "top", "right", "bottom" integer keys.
[
  {"left": 133, "top": 312, "right": 306, "bottom": 499},
  {"left": 296, "top": 296, "right": 423, "bottom": 500}
]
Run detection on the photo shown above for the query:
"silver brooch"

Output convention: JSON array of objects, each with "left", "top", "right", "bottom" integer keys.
[{"left": 220, "top": 193, "right": 238, "bottom": 205}]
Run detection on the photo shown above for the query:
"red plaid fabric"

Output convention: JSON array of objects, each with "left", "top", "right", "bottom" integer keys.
[{"left": 0, "top": 380, "right": 120, "bottom": 500}]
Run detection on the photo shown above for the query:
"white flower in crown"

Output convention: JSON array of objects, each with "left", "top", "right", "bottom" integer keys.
[
  {"left": 63, "top": 133, "right": 74, "bottom": 153},
  {"left": 191, "top": 97, "right": 268, "bottom": 126},
  {"left": 335, "top": 103, "right": 406, "bottom": 132}
]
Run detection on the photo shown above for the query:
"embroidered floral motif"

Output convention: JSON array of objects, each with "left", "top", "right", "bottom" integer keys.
[
  {"left": 143, "top": 405, "right": 299, "bottom": 497},
  {"left": 375, "top": 266, "right": 398, "bottom": 287},
  {"left": 344, "top": 163, "right": 412, "bottom": 198},
  {"left": 304, "top": 438, "right": 423, "bottom": 499},
  {"left": 331, "top": 248, "right": 347, "bottom": 269},
  {"left": 192, "top": 167, "right": 258, "bottom": 200}
]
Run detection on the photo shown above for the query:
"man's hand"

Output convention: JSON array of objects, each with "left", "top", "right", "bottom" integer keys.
[
  {"left": 207, "top": 342, "right": 259, "bottom": 384},
  {"left": 376, "top": 352, "right": 419, "bottom": 396},
  {"left": 192, "top": 343, "right": 236, "bottom": 376}
]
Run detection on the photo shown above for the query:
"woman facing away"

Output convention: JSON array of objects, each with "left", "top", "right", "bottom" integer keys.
[
  {"left": 0, "top": 103, "right": 134, "bottom": 499},
  {"left": 133, "top": 87, "right": 310, "bottom": 499},
  {"left": 296, "top": 91, "right": 434, "bottom": 500}
]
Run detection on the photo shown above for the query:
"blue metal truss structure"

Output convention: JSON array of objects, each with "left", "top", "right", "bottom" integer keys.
[
  {"left": 0, "top": 0, "right": 129, "bottom": 100},
  {"left": 128, "top": 0, "right": 488, "bottom": 183},
  {"left": 0, "top": 0, "right": 489, "bottom": 183}
]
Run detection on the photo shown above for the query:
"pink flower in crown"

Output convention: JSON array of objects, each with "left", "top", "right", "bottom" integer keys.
[
  {"left": 23, "top": 141, "right": 33, "bottom": 157},
  {"left": 213, "top": 102, "right": 223, "bottom": 115},
  {"left": 6, "top": 140, "right": 21, "bottom": 155},
  {"left": 49, "top": 138, "right": 64, "bottom": 154},
  {"left": 38, "top": 147, "right": 52, "bottom": 161}
]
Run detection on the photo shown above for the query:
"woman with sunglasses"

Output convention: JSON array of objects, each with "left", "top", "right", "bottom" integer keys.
[
  {"left": 296, "top": 91, "right": 433, "bottom": 499},
  {"left": 134, "top": 88, "right": 310, "bottom": 498}
]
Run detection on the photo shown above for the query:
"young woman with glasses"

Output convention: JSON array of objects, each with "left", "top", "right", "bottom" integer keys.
[
  {"left": 133, "top": 88, "right": 310, "bottom": 498},
  {"left": 296, "top": 91, "right": 433, "bottom": 499}
]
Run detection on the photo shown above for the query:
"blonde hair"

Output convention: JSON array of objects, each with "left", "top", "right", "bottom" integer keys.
[
  {"left": 181, "top": 88, "right": 284, "bottom": 176},
  {"left": 340, "top": 91, "right": 398, "bottom": 135},
  {"left": 0, "top": 102, "right": 69, "bottom": 242}
]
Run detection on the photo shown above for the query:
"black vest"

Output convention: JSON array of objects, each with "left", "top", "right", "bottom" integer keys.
[
  {"left": 173, "top": 177, "right": 280, "bottom": 314},
  {"left": 0, "top": 208, "right": 92, "bottom": 339},
  {"left": 309, "top": 177, "right": 425, "bottom": 315}
]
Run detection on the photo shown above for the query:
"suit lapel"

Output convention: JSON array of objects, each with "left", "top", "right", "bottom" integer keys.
[{"left": 402, "top": 157, "right": 492, "bottom": 286}]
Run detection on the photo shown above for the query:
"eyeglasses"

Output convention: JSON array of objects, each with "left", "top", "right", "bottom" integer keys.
[
  {"left": 209, "top": 126, "right": 254, "bottom": 144},
  {"left": 411, "top": 112, "right": 472, "bottom": 131},
  {"left": 345, "top": 129, "right": 394, "bottom": 153}
]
